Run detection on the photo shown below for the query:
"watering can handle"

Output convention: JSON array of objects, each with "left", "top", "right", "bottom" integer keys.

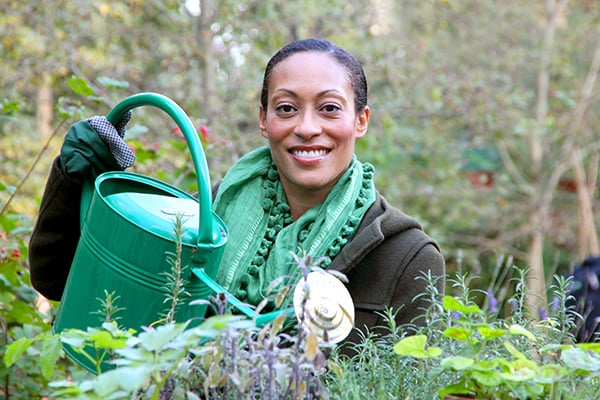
[{"left": 106, "top": 92, "right": 215, "bottom": 245}]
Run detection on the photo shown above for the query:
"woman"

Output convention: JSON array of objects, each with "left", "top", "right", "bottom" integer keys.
[{"left": 29, "top": 38, "right": 445, "bottom": 346}]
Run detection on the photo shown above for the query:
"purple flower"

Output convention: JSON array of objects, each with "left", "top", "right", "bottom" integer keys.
[
  {"left": 549, "top": 297, "right": 560, "bottom": 311},
  {"left": 539, "top": 306, "right": 548, "bottom": 320},
  {"left": 487, "top": 289, "right": 499, "bottom": 313}
]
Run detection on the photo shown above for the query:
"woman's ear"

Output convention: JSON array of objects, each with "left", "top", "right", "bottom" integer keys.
[
  {"left": 355, "top": 106, "right": 370, "bottom": 138},
  {"left": 259, "top": 105, "right": 268, "bottom": 138}
]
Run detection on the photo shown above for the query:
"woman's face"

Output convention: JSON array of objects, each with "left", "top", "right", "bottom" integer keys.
[{"left": 259, "top": 51, "right": 369, "bottom": 205}]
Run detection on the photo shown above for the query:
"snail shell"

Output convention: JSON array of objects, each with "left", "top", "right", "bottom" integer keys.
[{"left": 293, "top": 271, "right": 355, "bottom": 343}]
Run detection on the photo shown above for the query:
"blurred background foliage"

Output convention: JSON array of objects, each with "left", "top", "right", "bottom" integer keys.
[{"left": 1, "top": 0, "right": 600, "bottom": 305}]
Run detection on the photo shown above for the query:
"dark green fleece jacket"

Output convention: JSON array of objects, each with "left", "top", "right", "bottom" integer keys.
[{"left": 29, "top": 157, "right": 445, "bottom": 348}]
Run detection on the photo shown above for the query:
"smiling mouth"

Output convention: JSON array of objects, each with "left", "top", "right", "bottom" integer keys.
[{"left": 290, "top": 149, "right": 330, "bottom": 159}]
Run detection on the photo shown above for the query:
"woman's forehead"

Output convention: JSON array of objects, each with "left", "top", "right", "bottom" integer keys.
[{"left": 268, "top": 52, "right": 351, "bottom": 94}]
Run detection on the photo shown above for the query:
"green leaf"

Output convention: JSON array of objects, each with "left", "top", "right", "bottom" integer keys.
[
  {"left": 470, "top": 369, "right": 503, "bottom": 386},
  {"left": 16, "top": 285, "right": 40, "bottom": 304},
  {"left": 430, "top": 86, "right": 442, "bottom": 101},
  {"left": 94, "top": 369, "right": 131, "bottom": 397},
  {"left": 504, "top": 341, "right": 528, "bottom": 360},
  {"left": 561, "top": 347, "right": 600, "bottom": 372},
  {"left": 327, "top": 360, "right": 344, "bottom": 379},
  {"left": 508, "top": 324, "right": 536, "bottom": 341},
  {"left": 193, "top": 315, "right": 254, "bottom": 338},
  {"left": 500, "top": 358, "right": 537, "bottom": 381},
  {"left": 576, "top": 342, "right": 600, "bottom": 354},
  {"left": 442, "top": 296, "right": 483, "bottom": 314},
  {"left": 57, "top": 96, "right": 86, "bottom": 119},
  {"left": 438, "top": 382, "right": 473, "bottom": 398},
  {"left": 60, "top": 329, "right": 87, "bottom": 349},
  {"left": 89, "top": 331, "right": 128, "bottom": 350},
  {"left": 535, "top": 363, "right": 567, "bottom": 384},
  {"left": 478, "top": 325, "right": 506, "bottom": 340},
  {"left": 441, "top": 355, "right": 474, "bottom": 370},
  {"left": 474, "top": 358, "right": 501, "bottom": 371},
  {"left": 48, "top": 380, "right": 85, "bottom": 396},
  {"left": 3, "top": 337, "right": 34, "bottom": 367},
  {"left": 97, "top": 76, "right": 130, "bottom": 89},
  {"left": 101, "top": 321, "right": 130, "bottom": 336},
  {"left": 113, "top": 347, "right": 153, "bottom": 364},
  {"left": 0, "top": 100, "right": 19, "bottom": 114},
  {"left": 393, "top": 334, "right": 441, "bottom": 359},
  {"left": 68, "top": 75, "right": 95, "bottom": 96},
  {"left": 5, "top": 300, "right": 39, "bottom": 325},
  {"left": 137, "top": 323, "right": 186, "bottom": 351},
  {"left": 394, "top": 334, "right": 425, "bottom": 356},
  {"left": 116, "top": 366, "right": 154, "bottom": 391},
  {"left": 443, "top": 326, "right": 472, "bottom": 341},
  {"left": 40, "top": 335, "right": 62, "bottom": 379}
]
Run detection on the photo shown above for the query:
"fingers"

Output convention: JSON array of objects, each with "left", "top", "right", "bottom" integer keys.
[{"left": 87, "top": 116, "right": 136, "bottom": 168}]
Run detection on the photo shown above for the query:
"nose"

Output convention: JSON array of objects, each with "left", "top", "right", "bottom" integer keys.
[{"left": 294, "top": 111, "right": 321, "bottom": 140}]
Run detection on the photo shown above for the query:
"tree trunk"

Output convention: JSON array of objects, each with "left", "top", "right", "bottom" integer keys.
[
  {"left": 36, "top": 74, "right": 53, "bottom": 137},
  {"left": 573, "top": 147, "right": 599, "bottom": 259},
  {"left": 527, "top": 215, "right": 547, "bottom": 316},
  {"left": 525, "top": 0, "right": 567, "bottom": 314},
  {"left": 570, "top": 35, "right": 600, "bottom": 260}
]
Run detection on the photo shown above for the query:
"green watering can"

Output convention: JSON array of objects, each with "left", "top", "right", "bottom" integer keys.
[{"left": 53, "top": 93, "right": 231, "bottom": 373}]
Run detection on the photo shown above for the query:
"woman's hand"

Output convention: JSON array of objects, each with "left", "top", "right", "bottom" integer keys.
[{"left": 59, "top": 111, "right": 135, "bottom": 184}]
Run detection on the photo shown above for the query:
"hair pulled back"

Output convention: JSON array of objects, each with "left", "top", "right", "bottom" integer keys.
[{"left": 260, "top": 38, "right": 368, "bottom": 115}]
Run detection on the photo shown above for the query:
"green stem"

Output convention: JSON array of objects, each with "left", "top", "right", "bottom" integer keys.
[
  {"left": 0, "top": 119, "right": 66, "bottom": 218},
  {"left": 150, "top": 353, "right": 187, "bottom": 400},
  {"left": 1, "top": 317, "right": 9, "bottom": 400}
]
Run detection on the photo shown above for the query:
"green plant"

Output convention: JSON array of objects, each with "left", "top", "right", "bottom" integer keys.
[
  {"left": 4, "top": 277, "right": 331, "bottom": 400},
  {"left": 323, "top": 268, "right": 600, "bottom": 400},
  {"left": 160, "top": 212, "right": 192, "bottom": 325},
  {"left": 390, "top": 270, "right": 600, "bottom": 399},
  {"left": 3, "top": 216, "right": 334, "bottom": 399},
  {"left": 0, "top": 184, "right": 82, "bottom": 399}
]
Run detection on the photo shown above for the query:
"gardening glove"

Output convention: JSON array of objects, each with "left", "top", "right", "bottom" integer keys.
[{"left": 60, "top": 111, "right": 136, "bottom": 184}]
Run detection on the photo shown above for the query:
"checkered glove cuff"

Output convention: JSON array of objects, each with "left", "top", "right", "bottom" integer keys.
[{"left": 87, "top": 111, "right": 136, "bottom": 168}]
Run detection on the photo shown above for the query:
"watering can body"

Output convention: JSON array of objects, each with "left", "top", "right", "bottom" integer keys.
[
  {"left": 53, "top": 172, "right": 229, "bottom": 325},
  {"left": 53, "top": 93, "right": 229, "bottom": 373}
]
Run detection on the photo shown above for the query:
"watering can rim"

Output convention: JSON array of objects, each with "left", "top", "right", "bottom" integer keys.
[{"left": 93, "top": 170, "right": 228, "bottom": 247}]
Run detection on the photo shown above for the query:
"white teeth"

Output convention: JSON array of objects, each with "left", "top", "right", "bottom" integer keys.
[{"left": 292, "top": 149, "right": 328, "bottom": 158}]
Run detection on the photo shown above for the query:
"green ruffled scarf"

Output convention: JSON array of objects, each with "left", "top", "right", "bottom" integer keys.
[{"left": 213, "top": 146, "right": 376, "bottom": 307}]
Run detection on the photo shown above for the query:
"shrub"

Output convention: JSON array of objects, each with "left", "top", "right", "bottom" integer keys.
[
  {"left": 6, "top": 253, "right": 600, "bottom": 399},
  {"left": 326, "top": 270, "right": 600, "bottom": 400}
]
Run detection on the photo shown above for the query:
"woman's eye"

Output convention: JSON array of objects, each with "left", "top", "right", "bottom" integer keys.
[
  {"left": 321, "top": 104, "right": 340, "bottom": 113},
  {"left": 276, "top": 104, "right": 296, "bottom": 114}
]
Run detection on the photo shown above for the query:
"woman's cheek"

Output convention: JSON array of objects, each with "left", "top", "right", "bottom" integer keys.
[{"left": 264, "top": 119, "right": 292, "bottom": 141}]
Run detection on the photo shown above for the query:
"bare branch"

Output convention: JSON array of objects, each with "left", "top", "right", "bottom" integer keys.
[{"left": 497, "top": 140, "right": 534, "bottom": 195}]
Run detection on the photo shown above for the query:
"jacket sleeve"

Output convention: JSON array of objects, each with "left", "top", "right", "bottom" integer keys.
[
  {"left": 388, "top": 242, "right": 445, "bottom": 328},
  {"left": 29, "top": 157, "right": 83, "bottom": 301}
]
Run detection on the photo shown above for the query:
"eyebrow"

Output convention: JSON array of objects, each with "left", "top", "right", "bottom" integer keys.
[{"left": 271, "top": 88, "right": 347, "bottom": 100}]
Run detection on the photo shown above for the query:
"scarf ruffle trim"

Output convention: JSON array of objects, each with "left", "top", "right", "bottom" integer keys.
[{"left": 234, "top": 160, "right": 375, "bottom": 304}]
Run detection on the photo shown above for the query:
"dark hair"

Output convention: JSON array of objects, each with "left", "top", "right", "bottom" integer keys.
[{"left": 260, "top": 38, "right": 368, "bottom": 114}]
